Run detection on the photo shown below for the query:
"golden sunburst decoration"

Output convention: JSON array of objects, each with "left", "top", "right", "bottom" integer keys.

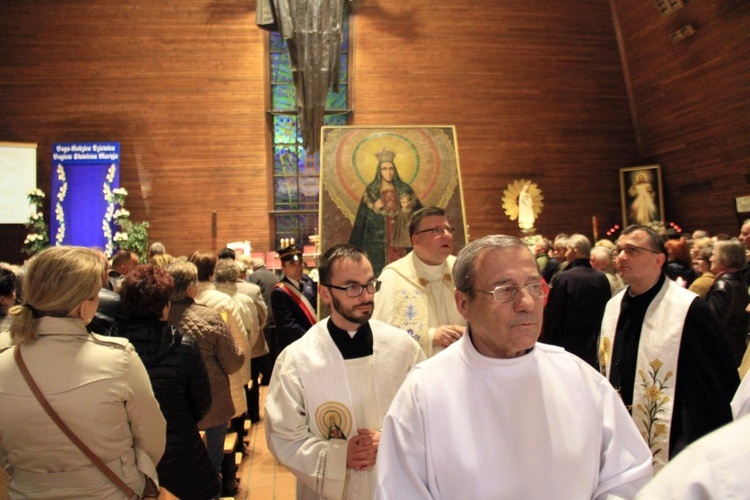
[{"left": 502, "top": 179, "right": 544, "bottom": 232}]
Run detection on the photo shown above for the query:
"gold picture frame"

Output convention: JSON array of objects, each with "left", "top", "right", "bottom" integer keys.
[
  {"left": 319, "top": 125, "right": 468, "bottom": 277},
  {"left": 619, "top": 164, "right": 665, "bottom": 227}
]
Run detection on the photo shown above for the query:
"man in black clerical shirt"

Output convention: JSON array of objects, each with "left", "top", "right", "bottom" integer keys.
[
  {"left": 264, "top": 244, "right": 424, "bottom": 499},
  {"left": 600, "top": 225, "right": 738, "bottom": 468}
]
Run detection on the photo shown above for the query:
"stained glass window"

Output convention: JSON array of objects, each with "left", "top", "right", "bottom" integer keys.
[{"left": 269, "top": 11, "right": 350, "bottom": 252}]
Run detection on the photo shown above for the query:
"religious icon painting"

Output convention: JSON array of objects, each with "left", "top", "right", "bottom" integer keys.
[
  {"left": 315, "top": 402, "right": 353, "bottom": 440},
  {"left": 319, "top": 126, "right": 468, "bottom": 278},
  {"left": 619, "top": 165, "right": 665, "bottom": 227}
]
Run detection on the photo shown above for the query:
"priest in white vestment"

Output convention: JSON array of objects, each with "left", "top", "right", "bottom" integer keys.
[
  {"left": 266, "top": 244, "right": 425, "bottom": 499},
  {"left": 377, "top": 235, "right": 653, "bottom": 499},
  {"left": 635, "top": 415, "right": 750, "bottom": 499},
  {"left": 372, "top": 207, "right": 465, "bottom": 357}
]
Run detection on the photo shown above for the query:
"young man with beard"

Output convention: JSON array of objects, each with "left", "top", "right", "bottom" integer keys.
[{"left": 265, "top": 244, "right": 424, "bottom": 499}]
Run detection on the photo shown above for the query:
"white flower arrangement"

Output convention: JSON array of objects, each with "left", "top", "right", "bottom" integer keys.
[
  {"left": 24, "top": 233, "right": 44, "bottom": 243},
  {"left": 108, "top": 184, "right": 149, "bottom": 261},
  {"left": 113, "top": 208, "right": 131, "bottom": 220},
  {"left": 113, "top": 231, "right": 129, "bottom": 242},
  {"left": 22, "top": 189, "right": 50, "bottom": 256},
  {"left": 106, "top": 164, "right": 117, "bottom": 184},
  {"left": 28, "top": 188, "right": 46, "bottom": 201},
  {"left": 102, "top": 165, "right": 118, "bottom": 257},
  {"left": 55, "top": 165, "right": 68, "bottom": 245}
]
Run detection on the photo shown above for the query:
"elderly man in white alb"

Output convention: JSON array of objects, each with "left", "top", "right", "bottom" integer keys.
[
  {"left": 265, "top": 244, "right": 424, "bottom": 499},
  {"left": 376, "top": 235, "right": 653, "bottom": 499},
  {"left": 372, "top": 207, "right": 465, "bottom": 357}
]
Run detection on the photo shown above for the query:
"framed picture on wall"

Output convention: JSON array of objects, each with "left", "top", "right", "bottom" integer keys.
[
  {"left": 319, "top": 125, "right": 468, "bottom": 278},
  {"left": 619, "top": 164, "right": 665, "bottom": 227}
]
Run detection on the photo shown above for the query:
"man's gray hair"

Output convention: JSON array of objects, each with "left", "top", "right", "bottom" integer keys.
[
  {"left": 453, "top": 235, "right": 531, "bottom": 299},
  {"left": 567, "top": 234, "right": 592, "bottom": 258},
  {"left": 166, "top": 260, "right": 198, "bottom": 300},
  {"left": 148, "top": 242, "right": 166, "bottom": 256},
  {"left": 590, "top": 246, "right": 613, "bottom": 266},
  {"left": 215, "top": 259, "right": 241, "bottom": 283}
]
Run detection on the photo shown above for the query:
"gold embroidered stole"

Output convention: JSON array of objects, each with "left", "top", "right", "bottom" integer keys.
[{"left": 600, "top": 279, "right": 693, "bottom": 472}]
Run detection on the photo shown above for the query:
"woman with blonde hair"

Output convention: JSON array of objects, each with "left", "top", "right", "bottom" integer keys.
[{"left": 0, "top": 246, "right": 166, "bottom": 499}]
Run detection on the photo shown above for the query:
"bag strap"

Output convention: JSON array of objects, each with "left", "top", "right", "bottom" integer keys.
[{"left": 13, "top": 345, "right": 139, "bottom": 499}]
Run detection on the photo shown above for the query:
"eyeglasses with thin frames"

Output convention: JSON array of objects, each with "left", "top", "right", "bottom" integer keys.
[
  {"left": 323, "top": 280, "right": 381, "bottom": 298},
  {"left": 414, "top": 227, "right": 455, "bottom": 237},
  {"left": 475, "top": 283, "right": 550, "bottom": 303},
  {"left": 611, "top": 245, "right": 661, "bottom": 258}
]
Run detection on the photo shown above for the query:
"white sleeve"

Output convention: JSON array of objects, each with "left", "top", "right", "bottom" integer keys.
[
  {"left": 264, "top": 350, "right": 348, "bottom": 499},
  {"left": 594, "top": 377, "right": 654, "bottom": 500},
  {"left": 731, "top": 370, "right": 750, "bottom": 419},
  {"left": 376, "top": 370, "right": 434, "bottom": 499},
  {"left": 634, "top": 416, "right": 750, "bottom": 500},
  {"left": 124, "top": 346, "right": 166, "bottom": 467},
  {"left": 372, "top": 268, "right": 396, "bottom": 325}
]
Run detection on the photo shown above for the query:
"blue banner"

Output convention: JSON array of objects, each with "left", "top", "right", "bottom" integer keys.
[{"left": 50, "top": 142, "right": 121, "bottom": 256}]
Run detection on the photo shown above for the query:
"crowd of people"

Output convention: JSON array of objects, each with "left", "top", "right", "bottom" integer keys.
[{"left": 0, "top": 214, "right": 748, "bottom": 499}]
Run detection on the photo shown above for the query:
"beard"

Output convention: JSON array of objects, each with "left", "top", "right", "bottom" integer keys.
[{"left": 331, "top": 294, "right": 374, "bottom": 325}]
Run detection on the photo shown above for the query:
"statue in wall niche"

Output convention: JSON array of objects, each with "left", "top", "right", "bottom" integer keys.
[
  {"left": 502, "top": 179, "right": 543, "bottom": 233},
  {"left": 518, "top": 184, "right": 535, "bottom": 230}
]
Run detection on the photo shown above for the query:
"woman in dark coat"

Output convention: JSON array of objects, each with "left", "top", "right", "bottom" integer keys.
[
  {"left": 111, "top": 265, "right": 220, "bottom": 499},
  {"left": 706, "top": 240, "right": 750, "bottom": 367}
]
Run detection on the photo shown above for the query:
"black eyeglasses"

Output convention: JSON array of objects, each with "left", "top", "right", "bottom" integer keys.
[
  {"left": 324, "top": 280, "right": 381, "bottom": 297},
  {"left": 611, "top": 245, "right": 661, "bottom": 258},
  {"left": 475, "top": 283, "right": 550, "bottom": 303},
  {"left": 415, "top": 227, "right": 455, "bottom": 237}
]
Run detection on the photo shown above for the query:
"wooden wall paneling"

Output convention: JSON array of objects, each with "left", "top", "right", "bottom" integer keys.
[
  {"left": 10, "top": 0, "right": 746, "bottom": 263},
  {"left": 351, "top": 0, "right": 638, "bottom": 241},
  {"left": 0, "top": 0, "right": 270, "bottom": 262},
  {"left": 611, "top": 0, "right": 750, "bottom": 234}
]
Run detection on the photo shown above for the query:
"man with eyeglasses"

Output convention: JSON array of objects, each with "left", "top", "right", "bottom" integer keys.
[
  {"left": 543, "top": 233, "right": 611, "bottom": 369},
  {"left": 377, "top": 235, "right": 653, "bottom": 498},
  {"left": 373, "top": 207, "right": 466, "bottom": 357},
  {"left": 599, "top": 224, "right": 738, "bottom": 472},
  {"left": 265, "top": 244, "right": 424, "bottom": 499}
]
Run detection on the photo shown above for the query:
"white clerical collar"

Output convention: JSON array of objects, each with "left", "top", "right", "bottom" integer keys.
[
  {"left": 460, "top": 331, "right": 536, "bottom": 379},
  {"left": 413, "top": 254, "right": 447, "bottom": 281}
]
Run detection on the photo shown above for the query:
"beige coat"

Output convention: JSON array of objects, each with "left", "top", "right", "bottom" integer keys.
[
  {"left": 195, "top": 283, "right": 250, "bottom": 418},
  {"left": 236, "top": 280, "right": 268, "bottom": 331},
  {"left": 217, "top": 282, "right": 268, "bottom": 360},
  {"left": 0, "top": 317, "right": 165, "bottom": 499}
]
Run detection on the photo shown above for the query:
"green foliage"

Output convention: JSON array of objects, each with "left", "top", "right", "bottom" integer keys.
[
  {"left": 111, "top": 188, "right": 150, "bottom": 262},
  {"left": 117, "top": 220, "right": 150, "bottom": 262},
  {"left": 22, "top": 189, "right": 50, "bottom": 257}
]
